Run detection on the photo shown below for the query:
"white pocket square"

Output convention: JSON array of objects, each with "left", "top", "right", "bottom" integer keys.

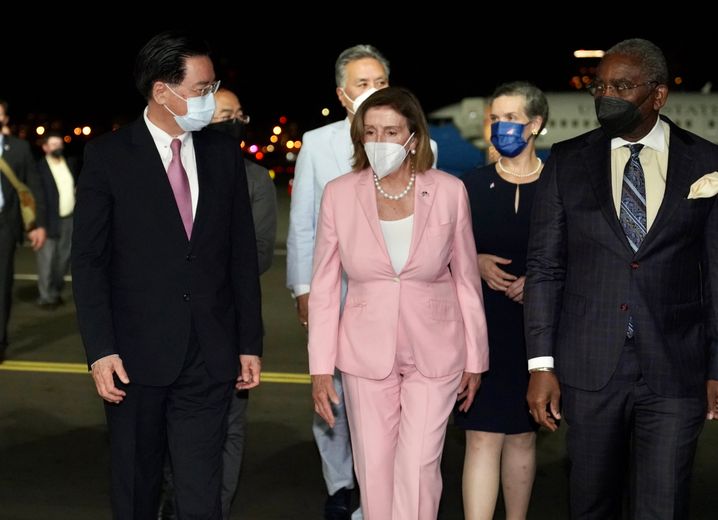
[{"left": 687, "top": 172, "right": 718, "bottom": 199}]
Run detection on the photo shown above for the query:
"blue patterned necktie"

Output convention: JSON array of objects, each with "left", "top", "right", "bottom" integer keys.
[{"left": 619, "top": 143, "right": 646, "bottom": 338}]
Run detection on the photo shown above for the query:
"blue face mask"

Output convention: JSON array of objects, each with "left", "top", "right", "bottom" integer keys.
[
  {"left": 490, "top": 121, "right": 529, "bottom": 158},
  {"left": 164, "top": 84, "right": 216, "bottom": 132}
]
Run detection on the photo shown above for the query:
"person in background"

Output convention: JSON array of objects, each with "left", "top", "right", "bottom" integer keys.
[
  {"left": 286, "top": 43, "right": 391, "bottom": 520},
  {"left": 72, "top": 31, "right": 262, "bottom": 519},
  {"left": 525, "top": 39, "right": 718, "bottom": 518},
  {"left": 35, "top": 131, "right": 78, "bottom": 309},
  {"left": 454, "top": 81, "right": 548, "bottom": 520},
  {"left": 310, "top": 87, "right": 488, "bottom": 520},
  {"left": 0, "top": 99, "right": 46, "bottom": 363},
  {"left": 159, "top": 87, "right": 277, "bottom": 520}
]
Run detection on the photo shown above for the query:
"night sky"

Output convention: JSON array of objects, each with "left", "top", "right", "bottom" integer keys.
[{"left": 4, "top": 16, "right": 717, "bottom": 142}]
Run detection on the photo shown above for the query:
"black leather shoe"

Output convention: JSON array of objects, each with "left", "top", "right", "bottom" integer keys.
[{"left": 324, "top": 488, "right": 351, "bottom": 520}]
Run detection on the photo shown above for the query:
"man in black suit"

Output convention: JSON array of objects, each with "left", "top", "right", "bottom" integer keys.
[
  {"left": 35, "top": 131, "right": 78, "bottom": 308},
  {"left": 0, "top": 100, "right": 47, "bottom": 362},
  {"left": 525, "top": 39, "right": 718, "bottom": 518},
  {"left": 72, "top": 31, "right": 262, "bottom": 519}
]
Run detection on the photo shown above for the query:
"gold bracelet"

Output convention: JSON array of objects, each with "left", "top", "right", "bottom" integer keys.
[{"left": 529, "top": 367, "right": 554, "bottom": 373}]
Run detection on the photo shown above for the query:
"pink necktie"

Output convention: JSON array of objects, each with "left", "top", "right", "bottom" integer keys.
[{"left": 168, "top": 138, "right": 193, "bottom": 239}]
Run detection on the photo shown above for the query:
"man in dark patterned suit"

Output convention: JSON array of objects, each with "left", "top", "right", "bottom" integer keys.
[{"left": 525, "top": 39, "right": 718, "bottom": 518}]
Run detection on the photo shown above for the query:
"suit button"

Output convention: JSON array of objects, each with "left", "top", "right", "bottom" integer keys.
[
  {"left": 393, "top": 276, "right": 400, "bottom": 283},
  {"left": 630, "top": 262, "right": 639, "bottom": 270},
  {"left": 620, "top": 303, "right": 628, "bottom": 311},
  {"left": 186, "top": 254, "right": 193, "bottom": 262},
  {"left": 183, "top": 293, "right": 191, "bottom": 302}
]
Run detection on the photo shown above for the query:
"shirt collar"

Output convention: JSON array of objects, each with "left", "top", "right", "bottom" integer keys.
[
  {"left": 610, "top": 117, "right": 665, "bottom": 152},
  {"left": 143, "top": 107, "right": 190, "bottom": 149}
]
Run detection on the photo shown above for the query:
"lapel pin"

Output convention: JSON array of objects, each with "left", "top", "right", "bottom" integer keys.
[{"left": 490, "top": 182, "right": 495, "bottom": 189}]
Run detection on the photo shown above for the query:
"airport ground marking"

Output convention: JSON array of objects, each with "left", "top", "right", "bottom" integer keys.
[{"left": 0, "top": 360, "right": 310, "bottom": 384}]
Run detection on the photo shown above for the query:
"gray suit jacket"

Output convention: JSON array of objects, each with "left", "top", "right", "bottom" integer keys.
[{"left": 244, "top": 159, "right": 276, "bottom": 275}]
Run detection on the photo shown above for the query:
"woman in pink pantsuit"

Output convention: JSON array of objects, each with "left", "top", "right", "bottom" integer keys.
[{"left": 309, "top": 87, "right": 489, "bottom": 520}]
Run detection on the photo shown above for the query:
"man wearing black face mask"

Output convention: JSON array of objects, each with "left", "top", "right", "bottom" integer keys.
[
  {"left": 35, "top": 131, "right": 78, "bottom": 308},
  {"left": 525, "top": 38, "right": 718, "bottom": 518},
  {"left": 208, "top": 88, "right": 276, "bottom": 276}
]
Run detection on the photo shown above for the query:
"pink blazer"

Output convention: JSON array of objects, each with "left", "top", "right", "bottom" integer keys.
[{"left": 308, "top": 168, "right": 489, "bottom": 380}]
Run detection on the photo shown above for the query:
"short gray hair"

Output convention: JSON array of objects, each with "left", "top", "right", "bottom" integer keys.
[
  {"left": 335, "top": 44, "right": 390, "bottom": 88},
  {"left": 605, "top": 38, "right": 668, "bottom": 85},
  {"left": 488, "top": 81, "right": 549, "bottom": 133}
]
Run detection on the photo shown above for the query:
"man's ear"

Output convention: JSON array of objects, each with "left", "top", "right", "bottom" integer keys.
[
  {"left": 153, "top": 81, "right": 169, "bottom": 105},
  {"left": 653, "top": 84, "right": 669, "bottom": 111}
]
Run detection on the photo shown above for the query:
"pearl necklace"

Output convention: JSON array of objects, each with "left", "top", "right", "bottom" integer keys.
[
  {"left": 374, "top": 173, "right": 416, "bottom": 201},
  {"left": 497, "top": 157, "right": 542, "bottom": 178}
]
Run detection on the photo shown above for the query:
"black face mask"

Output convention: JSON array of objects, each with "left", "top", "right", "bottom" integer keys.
[
  {"left": 207, "top": 119, "right": 246, "bottom": 142},
  {"left": 50, "top": 148, "right": 64, "bottom": 158},
  {"left": 594, "top": 89, "right": 654, "bottom": 139}
]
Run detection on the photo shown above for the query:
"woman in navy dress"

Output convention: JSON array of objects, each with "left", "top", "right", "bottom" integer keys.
[{"left": 454, "top": 81, "right": 549, "bottom": 520}]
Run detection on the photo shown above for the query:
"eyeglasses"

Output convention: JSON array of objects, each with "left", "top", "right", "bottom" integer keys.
[
  {"left": 195, "top": 80, "right": 221, "bottom": 97},
  {"left": 587, "top": 80, "right": 657, "bottom": 97},
  {"left": 172, "top": 80, "right": 221, "bottom": 98},
  {"left": 215, "top": 111, "right": 250, "bottom": 124}
]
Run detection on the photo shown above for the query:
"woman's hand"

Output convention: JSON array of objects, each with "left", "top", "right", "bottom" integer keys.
[
  {"left": 505, "top": 275, "right": 526, "bottom": 304},
  {"left": 477, "top": 254, "right": 517, "bottom": 292},
  {"left": 456, "top": 371, "right": 482, "bottom": 412},
  {"left": 312, "top": 374, "right": 339, "bottom": 428}
]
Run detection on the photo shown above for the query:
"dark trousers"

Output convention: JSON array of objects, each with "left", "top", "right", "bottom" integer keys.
[
  {"left": 562, "top": 341, "right": 705, "bottom": 519},
  {"left": 36, "top": 216, "right": 73, "bottom": 304},
  {"left": 160, "top": 390, "right": 248, "bottom": 520},
  {"left": 0, "top": 213, "right": 16, "bottom": 348},
  {"left": 105, "top": 331, "right": 234, "bottom": 520}
]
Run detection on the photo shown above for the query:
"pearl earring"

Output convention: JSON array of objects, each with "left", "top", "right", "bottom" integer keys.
[{"left": 410, "top": 149, "right": 416, "bottom": 155}]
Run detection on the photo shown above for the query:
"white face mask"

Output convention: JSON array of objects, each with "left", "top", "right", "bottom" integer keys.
[
  {"left": 364, "top": 132, "right": 415, "bottom": 179},
  {"left": 342, "top": 87, "right": 378, "bottom": 114},
  {"left": 164, "top": 84, "right": 216, "bottom": 132}
]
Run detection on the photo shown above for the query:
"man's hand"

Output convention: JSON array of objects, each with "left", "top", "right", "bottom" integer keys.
[
  {"left": 27, "top": 227, "right": 47, "bottom": 251},
  {"left": 477, "top": 254, "right": 517, "bottom": 292},
  {"left": 312, "top": 374, "right": 339, "bottom": 428},
  {"left": 527, "top": 371, "right": 561, "bottom": 432},
  {"left": 505, "top": 275, "right": 526, "bottom": 304},
  {"left": 296, "top": 293, "right": 309, "bottom": 330},
  {"left": 456, "top": 372, "right": 482, "bottom": 412},
  {"left": 91, "top": 354, "right": 129, "bottom": 404},
  {"left": 236, "top": 355, "right": 261, "bottom": 390},
  {"left": 706, "top": 379, "right": 718, "bottom": 420}
]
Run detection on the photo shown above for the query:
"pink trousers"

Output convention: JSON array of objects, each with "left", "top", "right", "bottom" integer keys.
[{"left": 342, "top": 322, "right": 462, "bottom": 520}]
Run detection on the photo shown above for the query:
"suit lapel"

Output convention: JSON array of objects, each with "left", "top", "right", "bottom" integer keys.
[
  {"left": 403, "top": 171, "right": 436, "bottom": 270},
  {"left": 130, "top": 120, "right": 190, "bottom": 243},
  {"left": 189, "top": 131, "right": 211, "bottom": 245},
  {"left": 356, "top": 171, "right": 391, "bottom": 263},
  {"left": 331, "top": 119, "right": 353, "bottom": 175},
  {"left": 584, "top": 135, "right": 634, "bottom": 254},
  {"left": 638, "top": 128, "right": 694, "bottom": 255}
]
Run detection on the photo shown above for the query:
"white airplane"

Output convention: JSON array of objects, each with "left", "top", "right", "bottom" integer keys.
[{"left": 429, "top": 91, "right": 718, "bottom": 152}]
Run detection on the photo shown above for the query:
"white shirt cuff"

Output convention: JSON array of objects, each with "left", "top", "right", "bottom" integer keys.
[
  {"left": 527, "top": 356, "right": 554, "bottom": 371},
  {"left": 292, "top": 284, "right": 310, "bottom": 297}
]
